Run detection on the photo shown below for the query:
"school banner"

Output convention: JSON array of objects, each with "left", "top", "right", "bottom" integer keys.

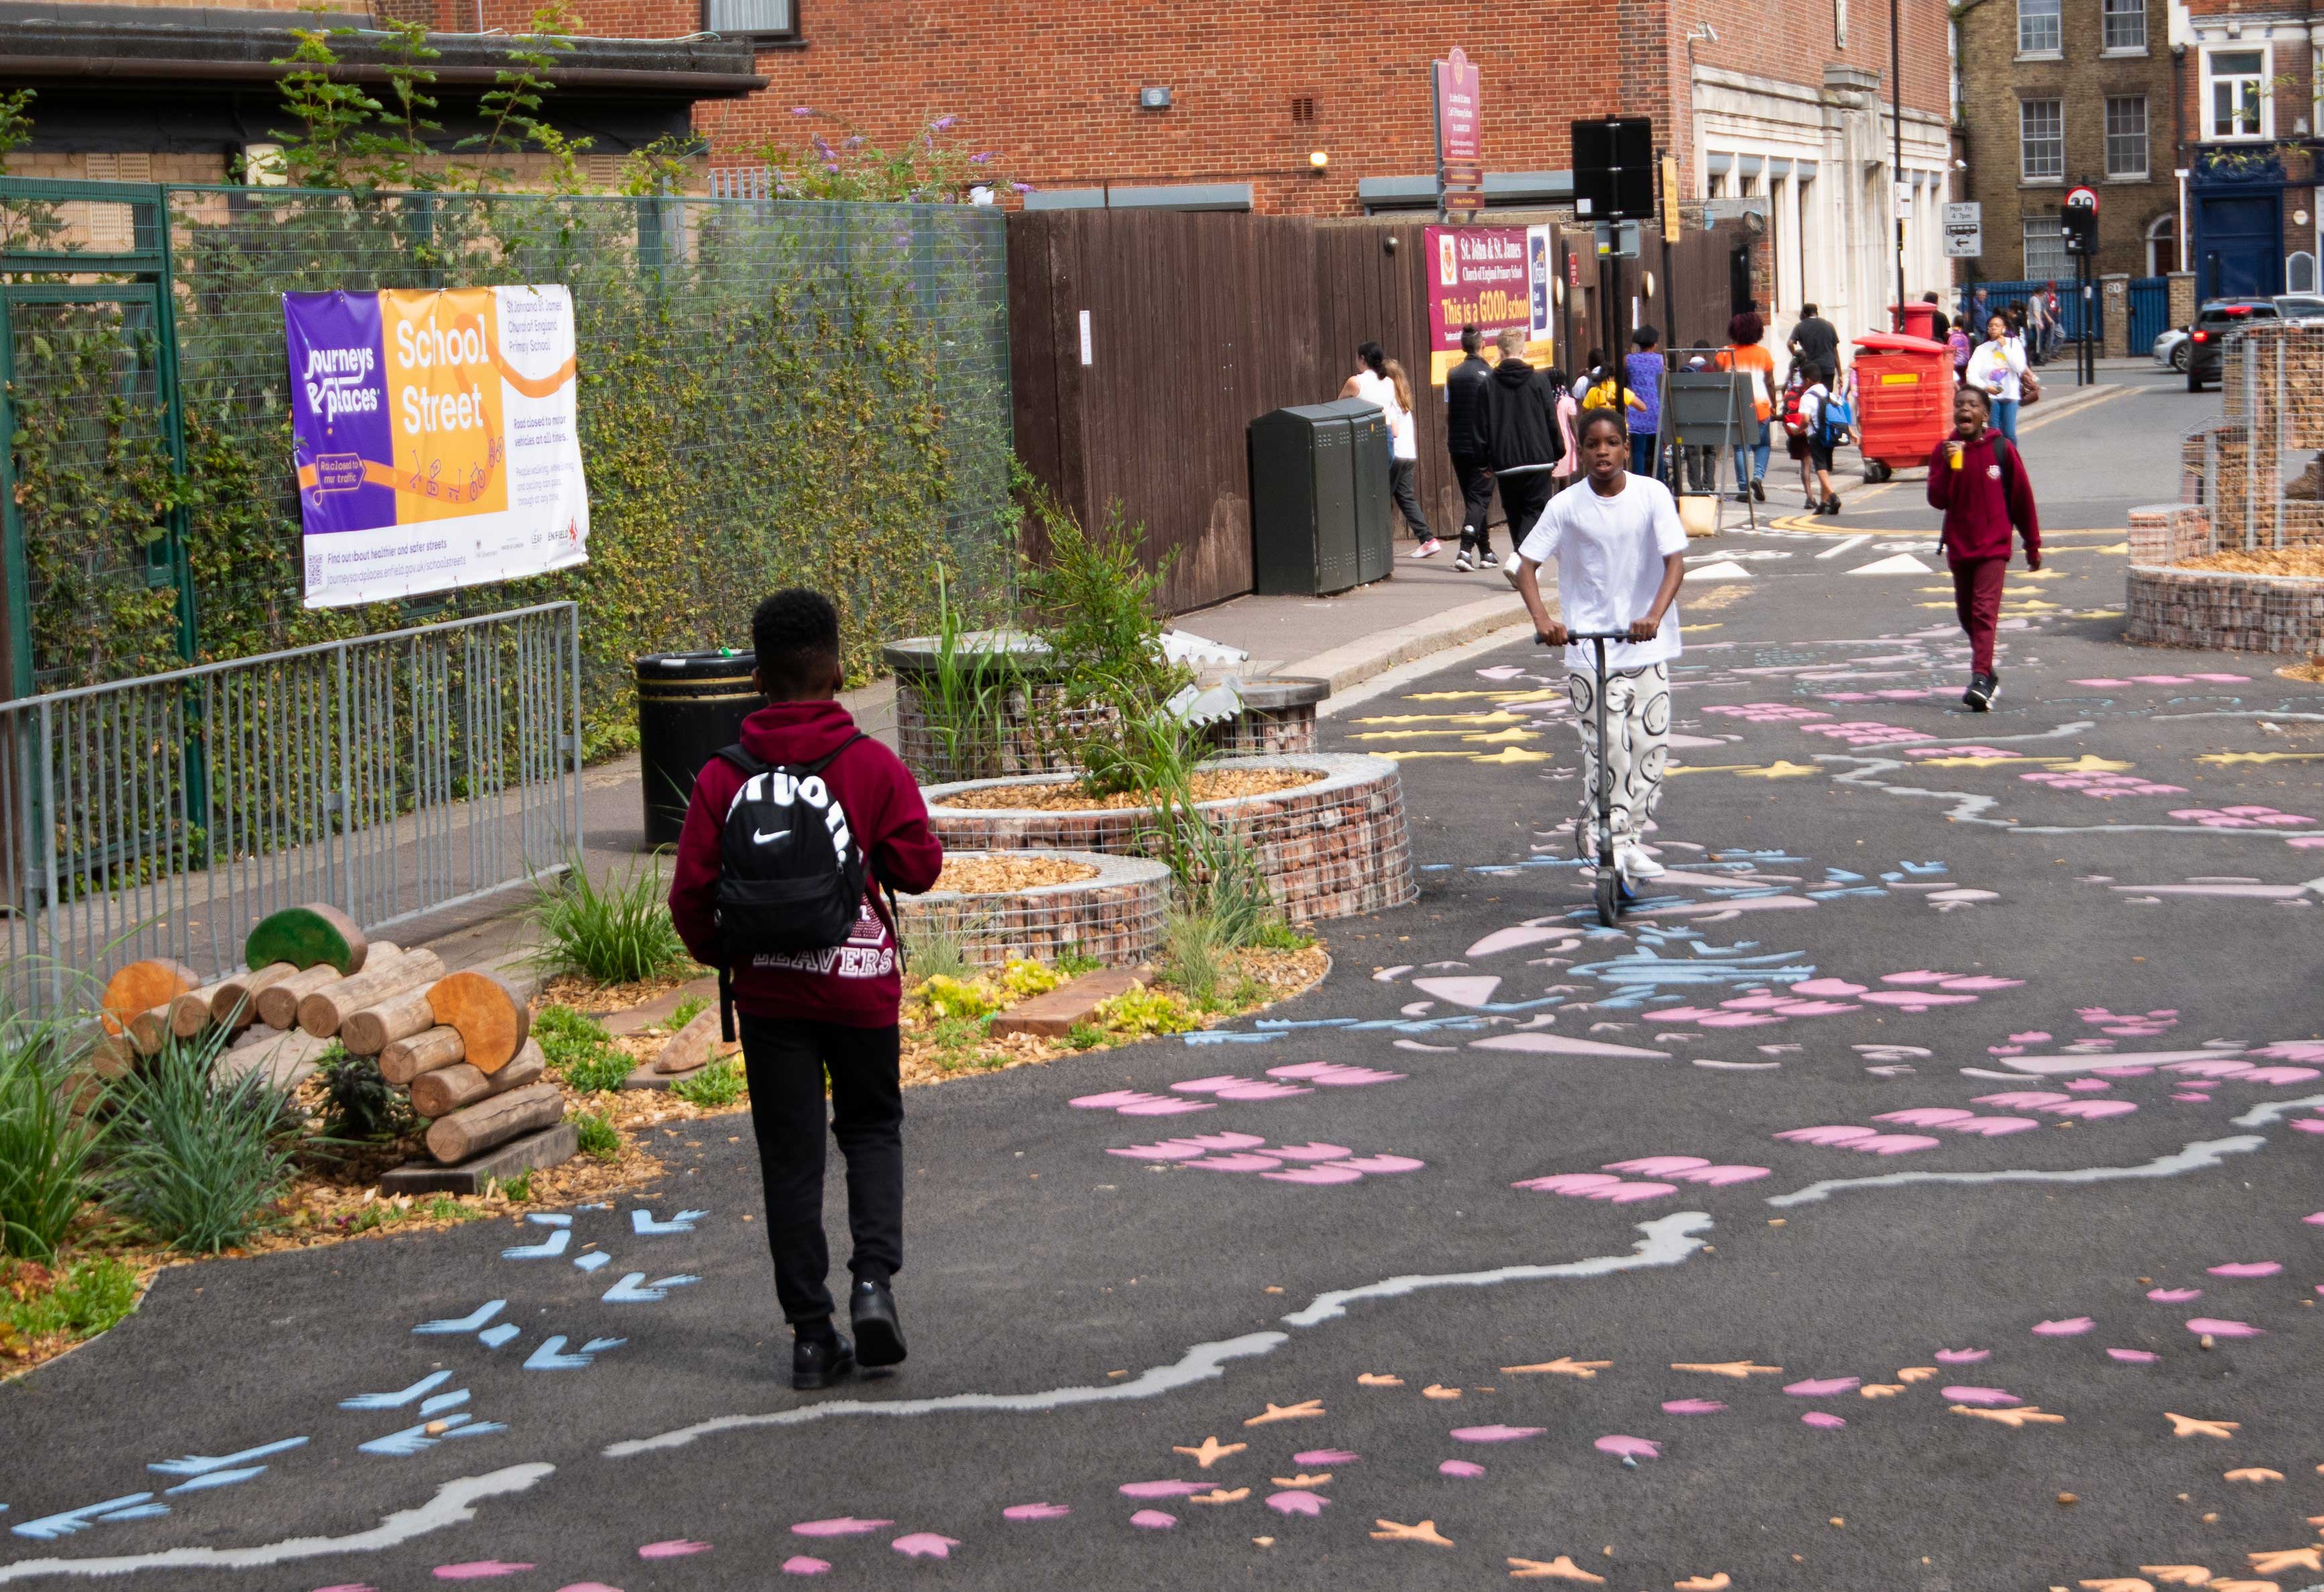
[
  {"left": 1423, "top": 225, "right": 1553, "bottom": 385},
  {"left": 284, "top": 285, "right": 589, "bottom": 608}
]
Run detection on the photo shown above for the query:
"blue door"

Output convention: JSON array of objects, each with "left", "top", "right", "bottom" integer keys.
[
  {"left": 2128, "top": 276, "right": 2169, "bottom": 348},
  {"left": 2194, "top": 193, "right": 2282, "bottom": 300}
]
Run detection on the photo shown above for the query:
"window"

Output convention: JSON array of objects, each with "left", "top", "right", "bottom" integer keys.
[
  {"left": 2101, "top": 0, "right": 2146, "bottom": 50},
  {"left": 2105, "top": 97, "right": 2148, "bottom": 178},
  {"left": 2020, "top": 98, "right": 2064, "bottom": 180},
  {"left": 2018, "top": 0, "right": 2061, "bottom": 54},
  {"left": 2206, "top": 49, "right": 2268, "bottom": 138},
  {"left": 2024, "top": 213, "right": 2070, "bottom": 278},
  {"left": 2290, "top": 253, "right": 2320, "bottom": 295},
  {"left": 704, "top": 0, "right": 793, "bottom": 38}
]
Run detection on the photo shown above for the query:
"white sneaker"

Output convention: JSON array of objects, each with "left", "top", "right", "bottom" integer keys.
[
  {"left": 1480, "top": 551, "right": 1500, "bottom": 568},
  {"left": 1615, "top": 844, "right": 1665, "bottom": 880},
  {"left": 1410, "top": 538, "right": 1443, "bottom": 559},
  {"left": 1452, "top": 549, "right": 1475, "bottom": 571}
]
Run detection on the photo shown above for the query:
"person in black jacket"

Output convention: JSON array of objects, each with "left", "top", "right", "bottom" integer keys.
[
  {"left": 1445, "top": 326, "right": 1498, "bottom": 571},
  {"left": 1479, "top": 327, "right": 1565, "bottom": 549}
]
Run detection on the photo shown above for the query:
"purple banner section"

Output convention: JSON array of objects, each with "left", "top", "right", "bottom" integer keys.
[{"left": 284, "top": 291, "right": 395, "bottom": 536}]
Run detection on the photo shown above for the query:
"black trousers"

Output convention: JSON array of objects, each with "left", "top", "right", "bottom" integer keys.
[
  {"left": 1451, "top": 455, "right": 1496, "bottom": 553},
  {"left": 1388, "top": 459, "right": 1433, "bottom": 542},
  {"left": 1497, "top": 470, "right": 1557, "bottom": 550},
  {"left": 736, "top": 1014, "right": 904, "bottom": 1325}
]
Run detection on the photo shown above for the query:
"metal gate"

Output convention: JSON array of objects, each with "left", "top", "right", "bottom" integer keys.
[
  {"left": 1, "top": 602, "right": 582, "bottom": 1014},
  {"left": 2127, "top": 276, "right": 2170, "bottom": 353}
]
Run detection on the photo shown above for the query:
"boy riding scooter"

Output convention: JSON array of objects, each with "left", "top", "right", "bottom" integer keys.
[{"left": 1512, "top": 408, "right": 1688, "bottom": 899}]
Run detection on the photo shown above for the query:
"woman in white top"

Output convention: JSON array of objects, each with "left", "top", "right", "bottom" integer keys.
[
  {"left": 1342, "top": 341, "right": 1441, "bottom": 557},
  {"left": 1965, "top": 312, "right": 2036, "bottom": 443}
]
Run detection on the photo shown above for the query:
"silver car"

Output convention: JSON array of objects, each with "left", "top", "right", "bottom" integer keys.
[{"left": 2152, "top": 326, "right": 2189, "bottom": 370}]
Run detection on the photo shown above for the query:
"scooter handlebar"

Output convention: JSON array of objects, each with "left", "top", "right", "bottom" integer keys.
[{"left": 1559, "top": 631, "right": 1636, "bottom": 642}]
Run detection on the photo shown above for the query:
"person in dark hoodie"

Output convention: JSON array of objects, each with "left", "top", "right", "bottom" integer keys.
[
  {"left": 668, "top": 588, "right": 944, "bottom": 1390},
  {"left": 1479, "top": 326, "right": 1565, "bottom": 549},
  {"left": 1444, "top": 325, "right": 1498, "bottom": 571},
  {"left": 1925, "top": 386, "right": 2040, "bottom": 712}
]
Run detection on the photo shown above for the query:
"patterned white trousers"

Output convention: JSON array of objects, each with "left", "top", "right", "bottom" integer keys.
[{"left": 1566, "top": 661, "right": 1672, "bottom": 854}]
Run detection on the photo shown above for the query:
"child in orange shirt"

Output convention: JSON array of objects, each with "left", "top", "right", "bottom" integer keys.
[{"left": 1715, "top": 312, "right": 1777, "bottom": 503}]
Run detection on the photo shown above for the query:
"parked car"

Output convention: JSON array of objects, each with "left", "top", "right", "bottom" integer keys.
[
  {"left": 2185, "top": 298, "right": 2276, "bottom": 391},
  {"left": 2153, "top": 326, "right": 2189, "bottom": 371}
]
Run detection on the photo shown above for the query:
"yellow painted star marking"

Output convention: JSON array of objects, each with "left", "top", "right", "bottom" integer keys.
[
  {"left": 1508, "top": 1554, "right": 1604, "bottom": 1581},
  {"left": 1675, "top": 1577, "right": 1734, "bottom": 1591},
  {"left": 1372, "top": 1518, "right": 1455, "bottom": 1547},
  {"left": 2251, "top": 1547, "right": 2324, "bottom": 1575},
  {"left": 2223, "top": 1467, "right": 2285, "bottom": 1483},
  {"left": 1896, "top": 1366, "right": 1940, "bottom": 1383},
  {"left": 1271, "top": 1473, "right": 1333, "bottom": 1487},
  {"left": 1187, "top": 1487, "right": 1250, "bottom": 1505},
  {"left": 2210, "top": 1582, "right": 2287, "bottom": 1592},
  {"left": 1459, "top": 726, "right": 1541, "bottom": 744},
  {"left": 1671, "top": 1361, "right": 1785, "bottom": 1379},
  {"left": 1172, "top": 1436, "right": 1246, "bottom": 1469},
  {"left": 1243, "top": 1400, "right": 1325, "bottom": 1426},
  {"left": 1357, "top": 1372, "right": 1404, "bottom": 1387},
  {"left": 1667, "top": 759, "right": 1822, "bottom": 779},
  {"left": 2046, "top": 754, "right": 2136, "bottom": 774},
  {"left": 1501, "top": 1358, "right": 1613, "bottom": 1379},
  {"left": 1858, "top": 1383, "right": 1906, "bottom": 1398},
  {"left": 1470, "top": 746, "right": 1555, "bottom": 764},
  {"left": 2140, "top": 1567, "right": 2213, "bottom": 1586},
  {"left": 2163, "top": 1412, "right": 2240, "bottom": 1439},
  {"left": 1952, "top": 1403, "right": 2065, "bottom": 1426},
  {"left": 1349, "top": 726, "right": 1500, "bottom": 740},
  {"left": 1352, "top": 709, "right": 1532, "bottom": 726},
  {"left": 1405, "top": 689, "right": 1557, "bottom": 702},
  {"left": 2198, "top": 750, "right": 2324, "bottom": 766},
  {"left": 1422, "top": 1383, "right": 1463, "bottom": 1400}
]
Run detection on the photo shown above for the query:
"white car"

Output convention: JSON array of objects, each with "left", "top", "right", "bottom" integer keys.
[{"left": 2152, "top": 327, "right": 2189, "bottom": 371}]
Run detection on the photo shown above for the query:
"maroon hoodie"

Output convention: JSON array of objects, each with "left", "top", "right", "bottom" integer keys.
[
  {"left": 667, "top": 700, "right": 943, "bottom": 1027},
  {"left": 1925, "top": 428, "right": 2040, "bottom": 563}
]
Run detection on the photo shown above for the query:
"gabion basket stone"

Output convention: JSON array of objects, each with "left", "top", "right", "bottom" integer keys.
[
  {"left": 896, "top": 850, "right": 1168, "bottom": 970},
  {"left": 919, "top": 753, "right": 1417, "bottom": 925},
  {"left": 1209, "top": 678, "right": 1329, "bottom": 756}
]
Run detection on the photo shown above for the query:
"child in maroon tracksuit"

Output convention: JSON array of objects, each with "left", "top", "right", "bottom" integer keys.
[
  {"left": 668, "top": 589, "right": 943, "bottom": 1389},
  {"left": 1926, "top": 386, "right": 2041, "bottom": 712}
]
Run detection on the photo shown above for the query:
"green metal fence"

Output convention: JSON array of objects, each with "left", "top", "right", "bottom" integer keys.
[{"left": 0, "top": 179, "right": 1015, "bottom": 740}]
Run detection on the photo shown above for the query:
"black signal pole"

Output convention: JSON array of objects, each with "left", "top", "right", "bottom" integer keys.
[{"left": 1892, "top": 0, "right": 1906, "bottom": 332}]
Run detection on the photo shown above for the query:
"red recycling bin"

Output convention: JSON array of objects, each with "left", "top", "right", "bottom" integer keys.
[
  {"left": 1887, "top": 301, "right": 1943, "bottom": 341},
  {"left": 1849, "top": 331, "right": 1954, "bottom": 484}
]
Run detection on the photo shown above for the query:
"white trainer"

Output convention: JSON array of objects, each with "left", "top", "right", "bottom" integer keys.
[{"left": 1615, "top": 844, "right": 1665, "bottom": 880}]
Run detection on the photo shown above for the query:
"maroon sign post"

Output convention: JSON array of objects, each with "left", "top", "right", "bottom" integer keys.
[{"left": 1433, "top": 48, "right": 1482, "bottom": 220}]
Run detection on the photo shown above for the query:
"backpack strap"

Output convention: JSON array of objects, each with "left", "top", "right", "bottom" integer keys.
[{"left": 713, "top": 743, "right": 767, "bottom": 777}]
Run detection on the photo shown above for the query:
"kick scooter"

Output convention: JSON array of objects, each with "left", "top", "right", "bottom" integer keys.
[{"left": 1563, "top": 631, "right": 1640, "bottom": 928}]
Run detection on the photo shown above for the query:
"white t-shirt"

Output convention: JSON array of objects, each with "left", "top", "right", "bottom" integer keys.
[
  {"left": 1382, "top": 387, "right": 1418, "bottom": 461},
  {"left": 1966, "top": 337, "right": 2027, "bottom": 403},
  {"left": 1516, "top": 472, "right": 1689, "bottom": 670},
  {"left": 1350, "top": 369, "right": 1392, "bottom": 410}
]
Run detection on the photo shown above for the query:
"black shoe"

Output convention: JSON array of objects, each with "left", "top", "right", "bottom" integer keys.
[
  {"left": 850, "top": 1277, "right": 907, "bottom": 1368},
  {"left": 1820, "top": 496, "right": 1842, "bottom": 516},
  {"left": 792, "top": 1328, "right": 856, "bottom": 1390},
  {"left": 1750, "top": 478, "right": 1766, "bottom": 502},
  {"left": 1962, "top": 671, "right": 1997, "bottom": 713}
]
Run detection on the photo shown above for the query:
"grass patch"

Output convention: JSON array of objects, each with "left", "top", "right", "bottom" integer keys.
[
  {"left": 1064, "top": 1022, "right": 1108, "bottom": 1051},
  {"left": 1093, "top": 986, "right": 1197, "bottom": 1037},
  {"left": 531, "top": 857, "right": 689, "bottom": 986},
  {"left": 669, "top": 1059, "right": 745, "bottom": 1110},
  {"left": 0, "top": 1017, "right": 96, "bottom": 1261},
  {"left": 534, "top": 1006, "right": 632, "bottom": 1094},
  {"left": 665, "top": 994, "right": 710, "bottom": 1033},
  {"left": 902, "top": 922, "right": 970, "bottom": 986},
  {"left": 1162, "top": 907, "right": 1224, "bottom": 1009},
  {"left": 98, "top": 1037, "right": 301, "bottom": 1255},
  {"left": 487, "top": 1170, "right": 534, "bottom": 1203},
  {"left": 1054, "top": 950, "right": 1105, "bottom": 977},
  {"left": 570, "top": 1110, "right": 620, "bottom": 1161},
  {"left": 2, "top": 1255, "right": 139, "bottom": 1351},
  {"left": 339, "top": 1195, "right": 486, "bottom": 1237}
]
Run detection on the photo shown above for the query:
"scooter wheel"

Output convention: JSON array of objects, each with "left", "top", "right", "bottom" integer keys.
[
  {"left": 1595, "top": 870, "right": 1620, "bottom": 927},
  {"left": 1863, "top": 459, "right": 1891, "bottom": 484}
]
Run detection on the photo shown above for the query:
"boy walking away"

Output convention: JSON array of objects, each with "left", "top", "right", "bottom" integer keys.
[
  {"left": 668, "top": 589, "right": 944, "bottom": 1389},
  {"left": 1480, "top": 327, "right": 1567, "bottom": 553},
  {"left": 1926, "top": 388, "right": 2040, "bottom": 712},
  {"left": 1510, "top": 408, "right": 1688, "bottom": 885},
  {"left": 1444, "top": 326, "right": 1498, "bottom": 570},
  {"left": 1797, "top": 361, "right": 1850, "bottom": 516}
]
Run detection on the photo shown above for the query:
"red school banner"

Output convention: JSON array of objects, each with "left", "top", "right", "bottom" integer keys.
[{"left": 1423, "top": 225, "right": 1553, "bottom": 386}]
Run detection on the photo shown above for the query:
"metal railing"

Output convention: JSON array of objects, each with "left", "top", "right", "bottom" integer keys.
[{"left": 1, "top": 603, "right": 582, "bottom": 1014}]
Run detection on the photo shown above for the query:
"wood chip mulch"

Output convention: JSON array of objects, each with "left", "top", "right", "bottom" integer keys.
[
  {"left": 936, "top": 766, "right": 1322, "bottom": 811},
  {"left": 933, "top": 854, "right": 1101, "bottom": 893},
  {"left": 2177, "top": 546, "right": 2324, "bottom": 577}
]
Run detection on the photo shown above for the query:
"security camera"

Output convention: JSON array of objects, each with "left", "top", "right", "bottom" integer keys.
[{"left": 1693, "top": 21, "right": 1718, "bottom": 42}]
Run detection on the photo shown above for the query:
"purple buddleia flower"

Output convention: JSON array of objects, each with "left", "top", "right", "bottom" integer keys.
[
  {"left": 930, "top": 115, "right": 957, "bottom": 131},
  {"left": 790, "top": 105, "right": 814, "bottom": 117},
  {"left": 970, "top": 152, "right": 993, "bottom": 164},
  {"left": 1010, "top": 181, "right": 1035, "bottom": 194},
  {"left": 844, "top": 135, "right": 864, "bottom": 148},
  {"left": 811, "top": 133, "right": 834, "bottom": 158}
]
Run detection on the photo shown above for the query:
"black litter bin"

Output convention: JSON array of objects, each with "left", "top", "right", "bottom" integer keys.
[
  {"left": 1248, "top": 398, "right": 1390, "bottom": 595},
  {"left": 635, "top": 650, "right": 761, "bottom": 849}
]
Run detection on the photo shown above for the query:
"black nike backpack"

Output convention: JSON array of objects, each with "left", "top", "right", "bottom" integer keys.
[{"left": 708, "top": 734, "right": 895, "bottom": 1037}]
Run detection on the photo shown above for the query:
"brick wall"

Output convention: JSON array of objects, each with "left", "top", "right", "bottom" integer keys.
[
  {"left": 672, "top": 0, "right": 1947, "bottom": 216},
  {"left": 1955, "top": 0, "right": 2174, "bottom": 280}
]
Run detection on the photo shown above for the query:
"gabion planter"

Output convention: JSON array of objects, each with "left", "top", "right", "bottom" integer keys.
[
  {"left": 2127, "top": 508, "right": 2324, "bottom": 656},
  {"left": 1209, "top": 677, "right": 1329, "bottom": 756},
  {"left": 920, "top": 753, "right": 1417, "bottom": 925},
  {"left": 896, "top": 850, "right": 1168, "bottom": 971}
]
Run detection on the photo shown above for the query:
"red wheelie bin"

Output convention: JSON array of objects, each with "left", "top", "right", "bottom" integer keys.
[{"left": 1848, "top": 331, "right": 1954, "bottom": 483}]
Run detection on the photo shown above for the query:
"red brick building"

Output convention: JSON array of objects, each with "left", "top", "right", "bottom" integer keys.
[{"left": 675, "top": 0, "right": 1954, "bottom": 343}]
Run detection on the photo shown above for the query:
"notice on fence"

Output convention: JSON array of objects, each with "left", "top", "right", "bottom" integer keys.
[
  {"left": 284, "top": 285, "right": 590, "bottom": 609},
  {"left": 1423, "top": 225, "right": 1553, "bottom": 385}
]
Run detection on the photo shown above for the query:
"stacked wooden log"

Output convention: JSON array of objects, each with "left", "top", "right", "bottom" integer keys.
[{"left": 93, "top": 903, "right": 563, "bottom": 1170}]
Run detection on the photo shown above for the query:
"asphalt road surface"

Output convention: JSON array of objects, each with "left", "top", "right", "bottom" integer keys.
[{"left": 6, "top": 366, "right": 2324, "bottom": 1592}]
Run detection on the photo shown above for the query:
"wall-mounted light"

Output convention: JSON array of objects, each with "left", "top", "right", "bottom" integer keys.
[
  {"left": 1139, "top": 86, "right": 1173, "bottom": 110},
  {"left": 1309, "top": 150, "right": 1329, "bottom": 170},
  {"left": 1642, "top": 271, "right": 1657, "bottom": 299}
]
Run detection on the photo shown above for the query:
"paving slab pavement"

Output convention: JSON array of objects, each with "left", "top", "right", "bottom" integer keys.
[{"left": 7, "top": 364, "right": 2324, "bottom": 1592}]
